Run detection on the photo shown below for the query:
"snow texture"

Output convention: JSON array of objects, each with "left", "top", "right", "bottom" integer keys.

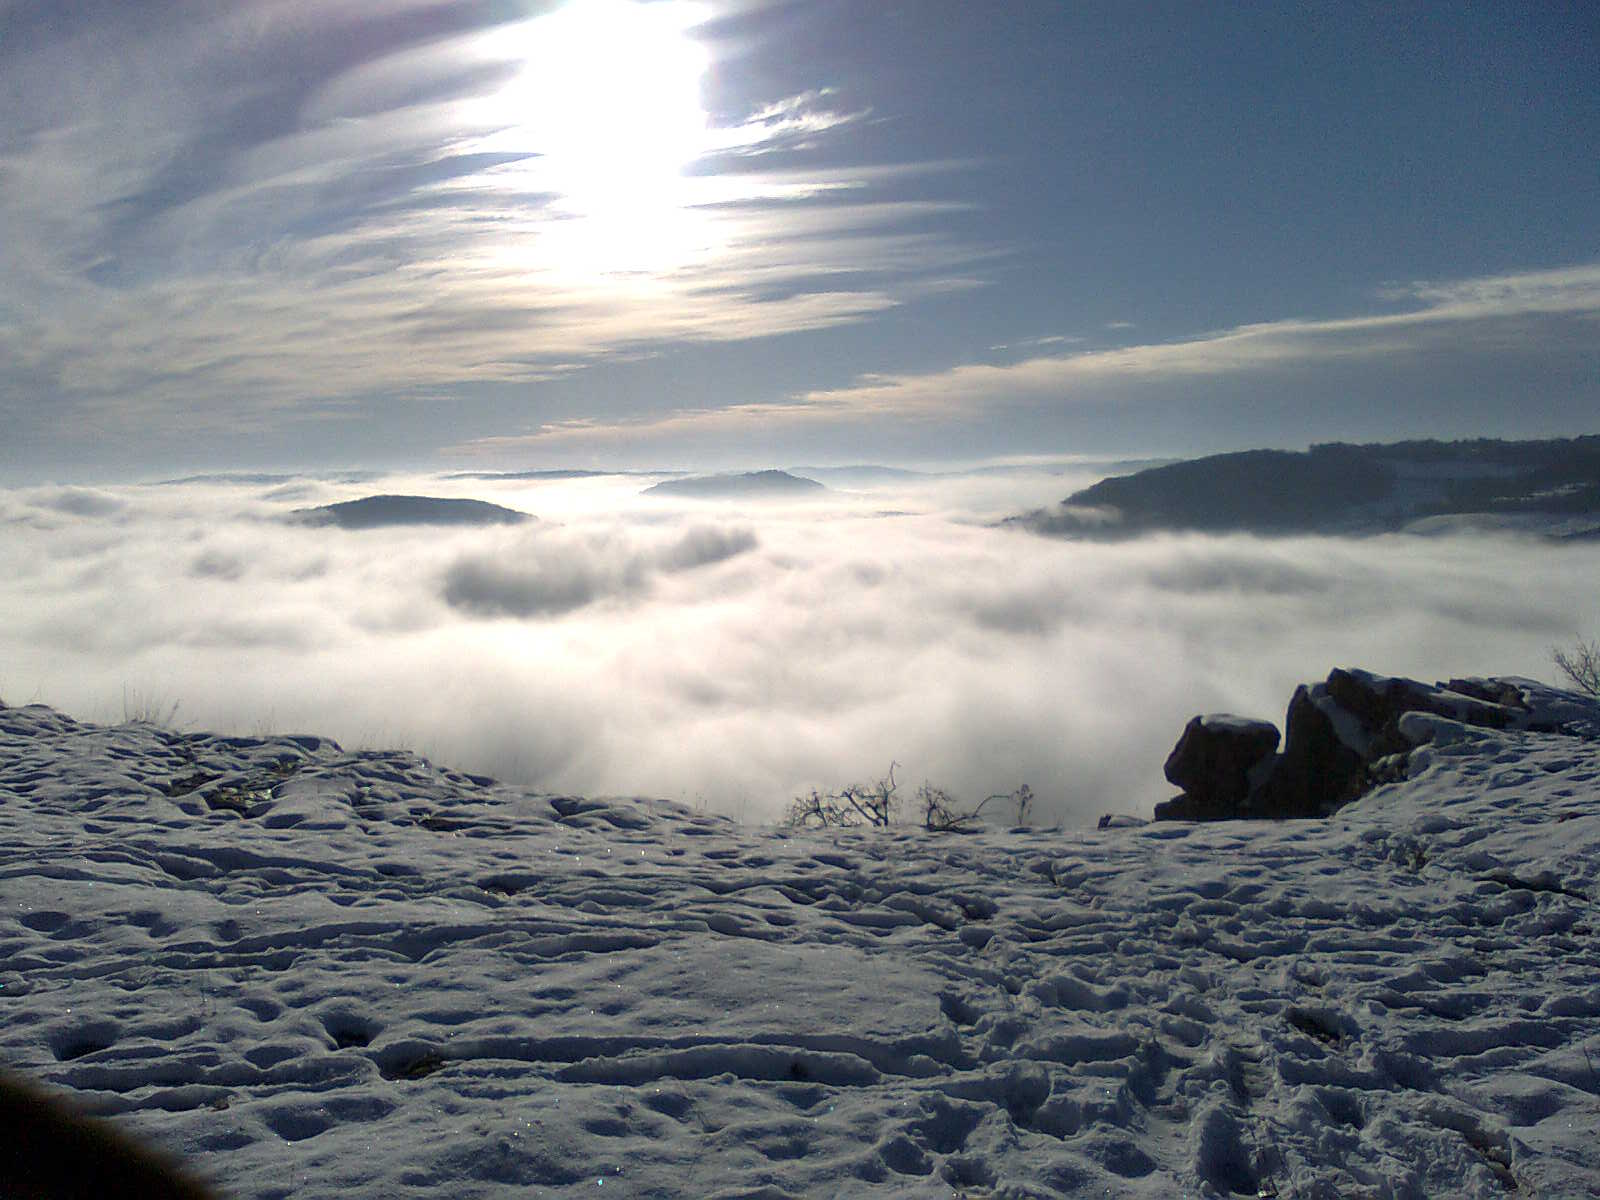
[
  {"left": 3, "top": 691, "right": 1599, "bottom": 1198},
  {"left": 1197, "top": 715, "right": 1279, "bottom": 737}
]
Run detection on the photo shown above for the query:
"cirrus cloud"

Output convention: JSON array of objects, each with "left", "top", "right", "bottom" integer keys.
[
  {"left": 444, "top": 261, "right": 1600, "bottom": 463},
  {"left": 0, "top": 1, "right": 986, "bottom": 457}
]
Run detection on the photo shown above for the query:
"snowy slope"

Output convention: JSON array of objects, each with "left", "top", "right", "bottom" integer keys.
[{"left": 2, "top": 694, "right": 1599, "bottom": 1199}]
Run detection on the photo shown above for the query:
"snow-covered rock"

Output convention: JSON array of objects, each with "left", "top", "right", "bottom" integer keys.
[
  {"left": 1156, "top": 715, "right": 1280, "bottom": 820},
  {"left": 3, "top": 689, "right": 1600, "bottom": 1198},
  {"left": 1160, "top": 668, "right": 1598, "bottom": 823}
]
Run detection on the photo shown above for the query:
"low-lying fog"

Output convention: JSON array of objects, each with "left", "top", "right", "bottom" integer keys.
[{"left": 3, "top": 464, "right": 1593, "bottom": 825}]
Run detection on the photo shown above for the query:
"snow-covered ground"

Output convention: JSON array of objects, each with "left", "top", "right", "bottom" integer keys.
[{"left": 3, "top": 690, "right": 1599, "bottom": 1198}]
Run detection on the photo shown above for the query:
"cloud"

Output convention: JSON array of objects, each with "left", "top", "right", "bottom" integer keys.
[
  {"left": 705, "top": 89, "right": 871, "bottom": 156},
  {"left": 29, "top": 487, "right": 127, "bottom": 519},
  {"left": 657, "top": 525, "right": 760, "bottom": 571},
  {"left": 988, "top": 335, "right": 1083, "bottom": 354},
  {"left": 189, "top": 549, "right": 247, "bottom": 581},
  {"left": 442, "top": 552, "right": 634, "bottom": 619},
  {"left": 793, "top": 262, "right": 1600, "bottom": 399},
  {"left": 0, "top": 470, "right": 1593, "bottom": 825},
  {"left": 441, "top": 523, "right": 758, "bottom": 617},
  {"left": 444, "top": 261, "right": 1600, "bottom": 460},
  {"left": 0, "top": 3, "right": 983, "bottom": 445}
]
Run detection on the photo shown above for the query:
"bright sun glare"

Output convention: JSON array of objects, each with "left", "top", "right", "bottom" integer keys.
[{"left": 495, "top": 0, "right": 715, "bottom": 276}]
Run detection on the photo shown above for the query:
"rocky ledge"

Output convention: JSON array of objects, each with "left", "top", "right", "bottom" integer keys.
[{"left": 1155, "top": 667, "right": 1600, "bottom": 821}]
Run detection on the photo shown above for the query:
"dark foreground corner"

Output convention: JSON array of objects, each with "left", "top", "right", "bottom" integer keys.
[
  {"left": 0, "top": 1070, "right": 217, "bottom": 1200},
  {"left": 1154, "top": 667, "right": 1593, "bottom": 822}
]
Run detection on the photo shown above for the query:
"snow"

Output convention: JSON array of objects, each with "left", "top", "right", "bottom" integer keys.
[
  {"left": 3, "top": 693, "right": 1599, "bottom": 1198},
  {"left": 1197, "top": 715, "right": 1278, "bottom": 736}
]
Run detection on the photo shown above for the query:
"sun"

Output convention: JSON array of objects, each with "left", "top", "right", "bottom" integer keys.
[
  {"left": 511, "top": 0, "right": 711, "bottom": 200},
  {"left": 490, "top": 0, "right": 715, "bottom": 275}
]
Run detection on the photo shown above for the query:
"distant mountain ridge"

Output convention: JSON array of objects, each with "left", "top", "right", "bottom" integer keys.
[
  {"left": 1012, "top": 435, "right": 1600, "bottom": 538},
  {"left": 290, "top": 494, "right": 531, "bottom": 530},
  {"left": 643, "top": 470, "right": 825, "bottom": 498}
]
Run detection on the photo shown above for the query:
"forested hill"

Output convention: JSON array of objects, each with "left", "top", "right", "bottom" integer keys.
[{"left": 1012, "top": 436, "right": 1600, "bottom": 538}]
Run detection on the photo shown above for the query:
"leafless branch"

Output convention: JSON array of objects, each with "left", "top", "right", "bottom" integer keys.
[
  {"left": 1553, "top": 639, "right": 1600, "bottom": 697},
  {"left": 787, "top": 763, "right": 899, "bottom": 828}
]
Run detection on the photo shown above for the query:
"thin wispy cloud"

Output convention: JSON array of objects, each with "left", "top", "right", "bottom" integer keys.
[
  {"left": 988, "top": 334, "right": 1083, "bottom": 354},
  {"left": 0, "top": 1, "right": 983, "bottom": 448},
  {"left": 3, "top": 3, "right": 1594, "bottom": 478},
  {"left": 697, "top": 88, "right": 878, "bottom": 162},
  {"left": 449, "top": 262, "right": 1600, "bottom": 460}
]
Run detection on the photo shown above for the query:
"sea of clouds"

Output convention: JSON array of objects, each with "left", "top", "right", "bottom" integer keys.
[{"left": 2, "top": 464, "right": 1594, "bottom": 824}]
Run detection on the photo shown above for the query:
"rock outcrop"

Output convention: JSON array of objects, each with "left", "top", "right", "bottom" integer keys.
[
  {"left": 1155, "top": 715, "right": 1279, "bottom": 820},
  {"left": 1156, "top": 668, "right": 1591, "bottom": 821}
]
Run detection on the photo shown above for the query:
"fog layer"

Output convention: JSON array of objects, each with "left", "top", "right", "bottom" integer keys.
[{"left": 2, "top": 468, "right": 1591, "bottom": 824}]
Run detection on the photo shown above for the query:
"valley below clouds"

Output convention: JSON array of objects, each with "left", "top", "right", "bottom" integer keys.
[{"left": 2, "top": 465, "right": 1593, "bottom": 824}]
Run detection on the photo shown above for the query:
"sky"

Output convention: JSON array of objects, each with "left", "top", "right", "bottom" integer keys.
[{"left": 2, "top": 0, "right": 1597, "bottom": 482}]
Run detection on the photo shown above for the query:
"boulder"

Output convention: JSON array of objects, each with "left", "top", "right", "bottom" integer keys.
[
  {"left": 1096, "top": 813, "right": 1149, "bottom": 830},
  {"left": 1158, "top": 715, "right": 1280, "bottom": 820},
  {"left": 1324, "top": 668, "right": 1519, "bottom": 749},
  {"left": 1156, "top": 667, "right": 1573, "bottom": 823},
  {"left": 1245, "top": 684, "right": 1369, "bottom": 818},
  {"left": 1442, "top": 677, "right": 1528, "bottom": 709}
]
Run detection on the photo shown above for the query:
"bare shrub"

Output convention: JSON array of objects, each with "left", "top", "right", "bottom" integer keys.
[
  {"left": 1009, "top": 784, "right": 1034, "bottom": 826},
  {"left": 919, "top": 782, "right": 1034, "bottom": 832},
  {"left": 1553, "top": 639, "right": 1600, "bottom": 697},
  {"left": 787, "top": 764, "right": 899, "bottom": 828},
  {"left": 122, "top": 686, "right": 182, "bottom": 728},
  {"left": 788, "top": 766, "right": 1035, "bottom": 832},
  {"left": 916, "top": 783, "right": 967, "bottom": 831}
]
